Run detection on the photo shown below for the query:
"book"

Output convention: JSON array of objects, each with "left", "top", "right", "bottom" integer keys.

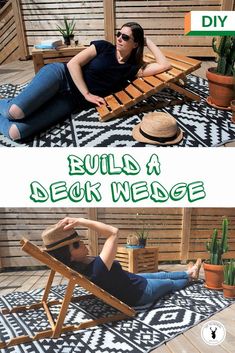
[{"left": 34, "top": 39, "right": 62, "bottom": 49}]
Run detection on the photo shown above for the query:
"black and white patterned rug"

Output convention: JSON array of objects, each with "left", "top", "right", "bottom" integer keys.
[
  {"left": 0, "top": 282, "right": 234, "bottom": 352},
  {"left": 0, "top": 75, "right": 234, "bottom": 147}
]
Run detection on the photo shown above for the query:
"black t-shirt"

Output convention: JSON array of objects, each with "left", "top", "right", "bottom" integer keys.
[
  {"left": 83, "top": 256, "right": 147, "bottom": 306},
  {"left": 82, "top": 40, "right": 139, "bottom": 96}
]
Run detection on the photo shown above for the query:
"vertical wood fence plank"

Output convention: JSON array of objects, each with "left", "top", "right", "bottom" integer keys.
[
  {"left": 103, "top": 0, "right": 115, "bottom": 43},
  {"left": 88, "top": 208, "right": 99, "bottom": 256},
  {"left": 11, "top": 0, "right": 29, "bottom": 59},
  {"left": 180, "top": 208, "right": 192, "bottom": 263},
  {"left": 221, "top": 0, "right": 234, "bottom": 10}
]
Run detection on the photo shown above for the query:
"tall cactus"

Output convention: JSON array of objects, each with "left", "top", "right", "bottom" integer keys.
[
  {"left": 206, "top": 218, "right": 229, "bottom": 265},
  {"left": 224, "top": 260, "right": 235, "bottom": 286},
  {"left": 212, "top": 36, "right": 235, "bottom": 76}
]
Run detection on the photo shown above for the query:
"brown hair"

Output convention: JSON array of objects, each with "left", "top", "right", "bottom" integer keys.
[
  {"left": 49, "top": 245, "right": 88, "bottom": 274},
  {"left": 121, "top": 22, "right": 145, "bottom": 68}
]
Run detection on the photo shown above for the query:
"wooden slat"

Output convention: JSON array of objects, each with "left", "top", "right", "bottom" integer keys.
[
  {"left": 168, "top": 58, "right": 192, "bottom": 72},
  {"left": 105, "top": 95, "right": 123, "bottom": 113},
  {"left": 96, "top": 104, "right": 112, "bottom": 120},
  {"left": 114, "top": 90, "right": 133, "bottom": 107},
  {"left": 124, "top": 84, "right": 142, "bottom": 100},
  {"left": 153, "top": 71, "right": 175, "bottom": 83},
  {"left": 132, "top": 78, "right": 154, "bottom": 94},
  {"left": 142, "top": 75, "right": 164, "bottom": 88}
]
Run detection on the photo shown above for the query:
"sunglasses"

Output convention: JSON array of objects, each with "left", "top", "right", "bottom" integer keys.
[
  {"left": 116, "top": 31, "right": 132, "bottom": 42},
  {"left": 72, "top": 241, "right": 80, "bottom": 249}
]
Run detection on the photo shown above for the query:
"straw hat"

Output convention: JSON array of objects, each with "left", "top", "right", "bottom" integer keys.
[
  {"left": 41, "top": 223, "right": 79, "bottom": 251},
  {"left": 132, "top": 112, "right": 183, "bottom": 145}
]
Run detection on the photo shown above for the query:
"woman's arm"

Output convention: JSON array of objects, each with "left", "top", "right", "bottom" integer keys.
[
  {"left": 138, "top": 37, "right": 171, "bottom": 77},
  {"left": 67, "top": 45, "right": 105, "bottom": 106},
  {"left": 63, "top": 217, "right": 119, "bottom": 270}
]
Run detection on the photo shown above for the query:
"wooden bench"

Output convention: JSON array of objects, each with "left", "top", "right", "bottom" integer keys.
[{"left": 32, "top": 45, "right": 87, "bottom": 73}]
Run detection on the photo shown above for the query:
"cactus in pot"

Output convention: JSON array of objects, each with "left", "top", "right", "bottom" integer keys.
[
  {"left": 206, "top": 36, "right": 235, "bottom": 108},
  {"left": 212, "top": 36, "right": 235, "bottom": 76},
  {"left": 204, "top": 218, "right": 229, "bottom": 290},
  {"left": 222, "top": 259, "right": 235, "bottom": 298},
  {"left": 206, "top": 217, "right": 229, "bottom": 265}
]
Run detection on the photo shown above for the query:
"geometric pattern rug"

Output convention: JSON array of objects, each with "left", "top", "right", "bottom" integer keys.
[
  {"left": 0, "top": 281, "right": 234, "bottom": 353},
  {"left": 0, "top": 75, "right": 234, "bottom": 147}
]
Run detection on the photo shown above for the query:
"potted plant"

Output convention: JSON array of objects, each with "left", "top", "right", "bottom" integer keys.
[
  {"left": 222, "top": 260, "right": 235, "bottom": 298},
  {"left": 136, "top": 226, "right": 149, "bottom": 248},
  {"left": 206, "top": 36, "right": 235, "bottom": 109},
  {"left": 56, "top": 17, "right": 76, "bottom": 46},
  {"left": 203, "top": 218, "right": 229, "bottom": 290}
]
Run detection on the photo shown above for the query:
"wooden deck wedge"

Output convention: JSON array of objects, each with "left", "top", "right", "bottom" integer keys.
[
  {"left": 97, "top": 52, "right": 201, "bottom": 121},
  {"left": 0, "top": 238, "right": 136, "bottom": 348}
]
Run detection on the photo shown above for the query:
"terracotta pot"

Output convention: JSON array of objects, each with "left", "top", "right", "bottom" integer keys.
[
  {"left": 206, "top": 68, "right": 235, "bottom": 109},
  {"left": 222, "top": 282, "right": 235, "bottom": 298},
  {"left": 203, "top": 262, "right": 224, "bottom": 290}
]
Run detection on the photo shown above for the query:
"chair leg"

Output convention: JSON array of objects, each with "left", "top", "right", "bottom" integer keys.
[
  {"left": 168, "top": 82, "right": 201, "bottom": 102},
  {"left": 42, "top": 269, "right": 55, "bottom": 302},
  {"left": 52, "top": 279, "right": 76, "bottom": 338}
]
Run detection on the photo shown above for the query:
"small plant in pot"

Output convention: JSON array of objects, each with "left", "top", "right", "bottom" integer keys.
[
  {"left": 203, "top": 217, "right": 229, "bottom": 290},
  {"left": 56, "top": 17, "right": 76, "bottom": 46},
  {"left": 136, "top": 227, "right": 149, "bottom": 248},
  {"left": 222, "top": 259, "right": 235, "bottom": 298},
  {"left": 206, "top": 36, "right": 235, "bottom": 110}
]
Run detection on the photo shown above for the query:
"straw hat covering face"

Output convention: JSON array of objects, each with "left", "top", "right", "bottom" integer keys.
[
  {"left": 41, "top": 223, "right": 79, "bottom": 251},
  {"left": 132, "top": 112, "right": 183, "bottom": 145}
]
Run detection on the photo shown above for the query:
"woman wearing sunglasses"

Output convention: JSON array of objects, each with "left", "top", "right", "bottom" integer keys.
[
  {"left": 42, "top": 217, "right": 201, "bottom": 306},
  {"left": 0, "top": 22, "right": 171, "bottom": 141}
]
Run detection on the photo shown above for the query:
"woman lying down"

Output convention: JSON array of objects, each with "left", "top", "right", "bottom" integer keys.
[{"left": 41, "top": 217, "right": 202, "bottom": 307}]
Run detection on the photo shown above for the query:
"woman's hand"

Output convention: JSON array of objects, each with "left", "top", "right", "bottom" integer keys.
[
  {"left": 138, "top": 37, "right": 171, "bottom": 77},
  {"left": 144, "top": 37, "right": 151, "bottom": 47},
  {"left": 61, "top": 217, "right": 84, "bottom": 230},
  {"left": 84, "top": 92, "right": 106, "bottom": 107}
]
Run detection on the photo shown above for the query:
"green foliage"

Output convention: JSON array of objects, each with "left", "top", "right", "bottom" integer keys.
[
  {"left": 136, "top": 226, "right": 149, "bottom": 240},
  {"left": 56, "top": 17, "right": 76, "bottom": 37},
  {"left": 223, "top": 260, "right": 235, "bottom": 286},
  {"left": 135, "top": 211, "right": 149, "bottom": 241},
  {"left": 212, "top": 36, "right": 235, "bottom": 76},
  {"left": 206, "top": 218, "right": 229, "bottom": 265}
]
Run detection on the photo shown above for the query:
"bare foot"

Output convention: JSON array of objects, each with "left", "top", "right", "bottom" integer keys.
[{"left": 187, "top": 258, "right": 202, "bottom": 280}]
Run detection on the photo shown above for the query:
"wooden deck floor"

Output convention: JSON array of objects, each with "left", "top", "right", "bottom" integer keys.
[{"left": 0, "top": 265, "right": 234, "bottom": 352}]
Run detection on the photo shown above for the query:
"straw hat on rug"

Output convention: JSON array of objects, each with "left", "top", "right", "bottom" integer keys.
[{"left": 132, "top": 112, "right": 183, "bottom": 145}]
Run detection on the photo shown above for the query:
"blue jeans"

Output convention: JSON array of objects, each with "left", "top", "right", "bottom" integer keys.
[
  {"left": 0, "top": 63, "right": 79, "bottom": 140},
  {"left": 136, "top": 271, "right": 190, "bottom": 305}
]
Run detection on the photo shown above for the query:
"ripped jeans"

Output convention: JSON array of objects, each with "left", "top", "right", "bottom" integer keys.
[
  {"left": 0, "top": 63, "right": 78, "bottom": 140},
  {"left": 136, "top": 271, "right": 190, "bottom": 305}
]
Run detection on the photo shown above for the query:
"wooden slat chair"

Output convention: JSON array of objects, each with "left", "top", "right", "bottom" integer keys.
[
  {"left": 0, "top": 238, "right": 136, "bottom": 349},
  {"left": 97, "top": 51, "right": 201, "bottom": 122}
]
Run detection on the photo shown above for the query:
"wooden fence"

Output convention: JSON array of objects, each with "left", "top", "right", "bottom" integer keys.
[
  {"left": 0, "top": 0, "right": 28, "bottom": 65},
  {"left": 1, "top": 0, "right": 234, "bottom": 65},
  {"left": 0, "top": 208, "right": 234, "bottom": 269}
]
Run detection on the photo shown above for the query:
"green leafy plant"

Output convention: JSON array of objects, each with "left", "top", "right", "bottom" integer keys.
[
  {"left": 135, "top": 211, "right": 149, "bottom": 246},
  {"left": 56, "top": 17, "right": 76, "bottom": 37},
  {"left": 212, "top": 36, "right": 235, "bottom": 76},
  {"left": 206, "top": 218, "right": 229, "bottom": 265},
  {"left": 223, "top": 260, "right": 235, "bottom": 286},
  {"left": 136, "top": 226, "right": 149, "bottom": 241}
]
